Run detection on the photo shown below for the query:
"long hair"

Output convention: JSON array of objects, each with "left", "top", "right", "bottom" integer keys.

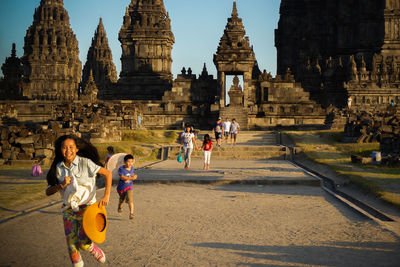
[
  {"left": 46, "top": 135, "right": 103, "bottom": 186},
  {"left": 203, "top": 134, "right": 211, "bottom": 145}
]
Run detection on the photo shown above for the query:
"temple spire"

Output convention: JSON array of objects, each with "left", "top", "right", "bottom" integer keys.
[
  {"left": 11, "top": 43, "right": 16, "bottom": 58},
  {"left": 82, "top": 17, "right": 117, "bottom": 98},
  {"left": 21, "top": 0, "right": 81, "bottom": 100},
  {"left": 232, "top": 1, "right": 238, "bottom": 18},
  {"left": 117, "top": 0, "right": 175, "bottom": 100}
]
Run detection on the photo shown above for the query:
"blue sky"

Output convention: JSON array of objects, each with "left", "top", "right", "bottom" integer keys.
[{"left": 0, "top": 0, "right": 281, "bottom": 79}]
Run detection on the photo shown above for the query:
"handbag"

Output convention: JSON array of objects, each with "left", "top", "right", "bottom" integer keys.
[
  {"left": 31, "top": 164, "right": 43, "bottom": 177},
  {"left": 177, "top": 151, "right": 183, "bottom": 163}
]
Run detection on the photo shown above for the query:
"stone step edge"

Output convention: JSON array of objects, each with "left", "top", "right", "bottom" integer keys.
[{"left": 120, "top": 179, "right": 320, "bottom": 186}]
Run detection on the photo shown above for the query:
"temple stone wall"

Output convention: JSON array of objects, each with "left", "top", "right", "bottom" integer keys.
[{"left": 276, "top": 0, "right": 400, "bottom": 110}]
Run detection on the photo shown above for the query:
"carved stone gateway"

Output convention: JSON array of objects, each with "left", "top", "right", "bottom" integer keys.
[
  {"left": 21, "top": 0, "right": 81, "bottom": 101},
  {"left": 214, "top": 2, "right": 257, "bottom": 109}
]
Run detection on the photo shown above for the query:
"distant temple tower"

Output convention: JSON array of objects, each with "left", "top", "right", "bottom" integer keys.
[
  {"left": 117, "top": 0, "right": 175, "bottom": 100},
  {"left": 275, "top": 0, "right": 400, "bottom": 108},
  {"left": 21, "top": 0, "right": 81, "bottom": 100},
  {"left": 82, "top": 18, "right": 117, "bottom": 99},
  {"left": 0, "top": 44, "right": 24, "bottom": 99}
]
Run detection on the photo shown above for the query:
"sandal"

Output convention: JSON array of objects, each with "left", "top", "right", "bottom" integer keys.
[{"left": 129, "top": 214, "right": 134, "bottom": 220}]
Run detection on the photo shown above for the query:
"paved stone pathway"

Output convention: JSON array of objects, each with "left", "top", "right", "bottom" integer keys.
[{"left": 1, "top": 159, "right": 400, "bottom": 267}]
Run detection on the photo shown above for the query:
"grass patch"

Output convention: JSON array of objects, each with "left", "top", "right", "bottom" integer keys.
[
  {"left": 0, "top": 181, "right": 47, "bottom": 210},
  {"left": 94, "top": 130, "right": 178, "bottom": 165},
  {"left": 286, "top": 130, "right": 400, "bottom": 208},
  {"left": 121, "top": 130, "right": 178, "bottom": 144}
]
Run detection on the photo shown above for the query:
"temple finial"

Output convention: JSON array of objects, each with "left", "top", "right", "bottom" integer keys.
[
  {"left": 11, "top": 43, "right": 16, "bottom": 57},
  {"left": 232, "top": 1, "right": 238, "bottom": 17}
]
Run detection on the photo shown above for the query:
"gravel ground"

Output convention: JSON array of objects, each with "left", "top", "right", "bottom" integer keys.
[{"left": 1, "top": 184, "right": 399, "bottom": 267}]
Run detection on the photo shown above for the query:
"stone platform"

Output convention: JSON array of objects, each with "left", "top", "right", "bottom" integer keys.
[{"left": 135, "top": 159, "right": 319, "bottom": 186}]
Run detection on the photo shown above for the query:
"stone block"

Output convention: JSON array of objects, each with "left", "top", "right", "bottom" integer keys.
[
  {"left": 21, "top": 144, "right": 35, "bottom": 154},
  {"left": 2, "top": 150, "right": 11, "bottom": 160},
  {"left": 19, "top": 129, "right": 30, "bottom": 137},
  {"left": 0, "top": 128, "right": 9, "bottom": 140},
  {"left": 0, "top": 159, "right": 5, "bottom": 166},
  {"left": 36, "top": 148, "right": 53, "bottom": 158},
  {"left": 18, "top": 153, "right": 33, "bottom": 160},
  {"left": 11, "top": 151, "right": 18, "bottom": 160},
  {"left": 2, "top": 141, "right": 11, "bottom": 150},
  {"left": 9, "top": 160, "right": 37, "bottom": 166},
  {"left": 49, "top": 121, "right": 62, "bottom": 130},
  {"left": 15, "top": 136, "right": 35, "bottom": 145}
]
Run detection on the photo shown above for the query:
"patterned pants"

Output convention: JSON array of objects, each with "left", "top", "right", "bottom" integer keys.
[{"left": 63, "top": 206, "right": 93, "bottom": 264}]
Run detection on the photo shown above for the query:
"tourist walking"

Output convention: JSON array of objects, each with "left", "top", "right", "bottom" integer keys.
[
  {"left": 222, "top": 117, "right": 231, "bottom": 144},
  {"left": 117, "top": 154, "right": 137, "bottom": 220},
  {"left": 230, "top": 118, "right": 240, "bottom": 145},
  {"left": 213, "top": 117, "right": 223, "bottom": 146},
  {"left": 200, "top": 134, "right": 213, "bottom": 170},
  {"left": 180, "top": 124, "right": 199, "bottom": 169},
  {"left": 45, "top": 134, "right": 112, "bottom": 267},
  {"left": 105, "top": 146, "right": 114, "bottom": 164}
]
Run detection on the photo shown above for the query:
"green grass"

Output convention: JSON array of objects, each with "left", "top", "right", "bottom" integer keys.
[
  {"left": 286, "top": 130, "right": 400, "bottom": 208},
  {"left": 121, "top": 130, "right": 178, "bottom": 144},
  {"left": 94, "top": 130, "right": 178, "bottom": 165},
  {"left": 0, "top": 181, "right": 47, "bottom": 210}
]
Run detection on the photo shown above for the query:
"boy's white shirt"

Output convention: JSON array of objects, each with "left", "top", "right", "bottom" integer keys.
[{"left": 223, "top": 121, "right": 231, "bottom": 132}]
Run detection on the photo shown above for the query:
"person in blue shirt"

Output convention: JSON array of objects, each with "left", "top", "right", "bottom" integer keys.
[{"left": 117, "top": 154, "right": 137, "bottom": 220}]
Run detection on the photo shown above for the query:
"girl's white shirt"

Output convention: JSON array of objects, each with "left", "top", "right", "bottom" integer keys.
[{"left": 56, "top": 155, "right": 100, "bottom": 211}]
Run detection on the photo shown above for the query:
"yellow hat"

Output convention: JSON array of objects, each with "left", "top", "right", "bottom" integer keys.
[{"left": 83, "top": 202, "right": 107, "bottom": 244}]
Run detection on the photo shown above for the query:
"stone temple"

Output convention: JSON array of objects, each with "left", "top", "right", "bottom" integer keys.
[
  {"left": 276, "top": 0, "right": 400, "bottom": 109},
  {"left": 0, "top": 0, "right": 399, "bottom": 130}
]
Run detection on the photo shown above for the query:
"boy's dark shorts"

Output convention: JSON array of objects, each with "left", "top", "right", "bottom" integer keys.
[
  {"left": 215, "top": 132, "right": 222, "bottom": 140},
  {"left": 224, "top": 132, "right": 229, "bottom": 137},
  {"left": 118, "top": 189, "right": 133, "bottom": 204}
]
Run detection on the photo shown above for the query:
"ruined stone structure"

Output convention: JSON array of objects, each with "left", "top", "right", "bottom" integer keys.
[
  {"left": 21, "top": 0, "right": 81, "bottom": 100},
  {"left": 115, "top": 0, "right": 175, "bottom": 100},
  {"left": 0, "top": 44, "right": 23, "bottom": 99},
  {"left": 276, "top": 0, "right": 400, "bottom": 109},
  {"left": 0, "top": 101, "right": 140, "bottom": 165},
  {"left": 342, "top": 105, "right": 400, "bottom": 166},
  {"left": 82, "top": 18, "right": 117, "bottom": 99},
  {"left": 1, "top": 0, "right": 327, "bottom": 135}
]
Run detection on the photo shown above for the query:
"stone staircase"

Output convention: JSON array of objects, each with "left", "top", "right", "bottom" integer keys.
[
  {"left": 169, "top": 131, "right": 289, "bottom": 160},
  {"left": 219, "top": 106, "right": 248, "bottom": 130}
]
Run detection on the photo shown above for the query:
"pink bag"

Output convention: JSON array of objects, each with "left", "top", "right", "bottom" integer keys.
[{"left": 31, "top": 164, "right": 43, "bottom": 177}]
